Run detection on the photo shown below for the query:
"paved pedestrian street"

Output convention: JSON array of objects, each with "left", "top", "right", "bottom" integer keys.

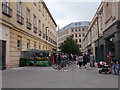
[{"left": 2, "top": 63, "right": 118, "bottom": 88}]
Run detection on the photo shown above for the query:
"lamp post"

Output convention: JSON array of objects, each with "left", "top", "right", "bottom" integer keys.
[{"left": 46, "top": 27, "right": 48, "bottom": 50}]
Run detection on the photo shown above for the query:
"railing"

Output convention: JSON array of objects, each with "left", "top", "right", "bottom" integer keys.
[
  {"left": 33, "top": 26, "right": 37, "bottom": 33},
  {"left": 17, "top": 12, "right": 24, "bottom": 25},
  {"left": 26, "top": 19, "right": 32, "bottom": 30},
  {"left": 2, "top": 3, "right": 12, "bottom": 17}
]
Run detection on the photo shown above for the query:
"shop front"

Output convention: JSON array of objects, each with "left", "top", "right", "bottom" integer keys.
[{"left": 104, "top": 21, "right": 120, "bottom": 62}]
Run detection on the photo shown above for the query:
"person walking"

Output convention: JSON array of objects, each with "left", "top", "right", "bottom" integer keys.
[
  {"left": 90, "top": 53, "right": 95, "bottom": 67},
  {"left": 73, "top": 55, "right": 76, "bottom": 64},
  {"left": 112, "top": 58, "right": 120, "bottom": 75},
  {"left": 34, "top": 56, "right": 37, "bottom": 66},
  {"left": 77, "top": 55, "right": 83, "bottom": 69},
  {"left": 83, "top": 54, "right": 88, "bottom": 68},
  {"left": 69, "top": 54, "right": 73, "bottom": 62},
  {"left": 107, "top": 51, "right": 114, "bottom": 73}
]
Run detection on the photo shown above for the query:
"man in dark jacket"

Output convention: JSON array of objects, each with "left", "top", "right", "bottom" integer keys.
[{"left": 83, "top": 54, "right": 88, "bottom": 68}]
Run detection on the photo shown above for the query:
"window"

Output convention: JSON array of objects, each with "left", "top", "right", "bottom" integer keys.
[
  {"left": 38, "top": 2, "right": 41, "bottom": 11},
  {"left": 26, "top": 8, "right": 31, "bottom": 29},
  {"left": 26, "top": 8, "right": 30, "bottom": 22},
  {"left": 3, "top": 0, "right": 9, "bottom": 12},
  {"left": 75, "top": 29, "right": 77, "bottom": 32},
  {"left": 38, "top": 20, "right": 42, "bottom": 36},
  {"left": 3, "top": 0, "right": 9, "bottom": 7},
  {"left": 33, "top": 14, "right": 36, "bottom": 26},
  {"left": 79, "top": 39, "right": 81, "bottom": 43},
  {"left": 2, "top": 0, "right": 12, "bottom": 17},
  {"left": 79, "top": 45, "right": 81, "bottom": 48},
  {"left": 34, "top": 42, "right": 36, "bottom": 49},
  {"left": 38, "top": 20, "right": 41, "bottom": 30},
  {"left": 17, "top": 0, "right": 24, "bottom": 24},
  {"left": 105, "top": 3, "right": 111, "bottom": 22},
  {"left": 83, "top": 28, "right": 84, "bottom": 31},
  {"left": 45, "top": 11, "right": 47, "bottom": 20},
  {"left": 17, "top": 40, "right": 21, "bottom": 48},
  {"left": 33, "top": 15, "right": 37, "bottom": 33},
  {"left": 76, "top": 39, "right": 78, "bottom": 43},
  {"left": 75, "top": 34, "right": 77, "bottom": 37},
  {"left": 72, "top": 29, "right": 74, "bottom": 32},
  {"left": 42, "top": 24, "right": 45, "bottom": 38},
  {"left": 79, "top": 29, "right": 81, "bottom": 31},
  {"left": 17, "top": 0, "right": 21, "bottom": 15},
  {"left": 43, "top": 45, "right": 44, "bottom": 50},
  {"left": 100, "top": 14, "right": 103, "bottom": 30},
  {"left": 79, "top": 34, "right": 81, "bottom": 37},
  {"left": 83, "top": 33, "right": 85, "bottom": 37},
  {"left": 17, "top": 35, "right": 22, "bottom": 49},
  {"left": 27, "top": 39, "right": 30, "bottom": 49},
  {"left": 42, "top": 24, "right": 44, "bottom": 33},
  {"left": 39, "top": 44, "right": 41, "bottom": 50},
  {"left": 42, "top": 5, "right": 44, "bottom": 16},
  {"left": 46, "top": 13, "right": 48, "bottom": 21}
]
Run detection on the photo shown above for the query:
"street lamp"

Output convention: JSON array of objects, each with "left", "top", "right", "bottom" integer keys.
[{"left": 46, "top": 27, "right": 48, "bottom": 50}]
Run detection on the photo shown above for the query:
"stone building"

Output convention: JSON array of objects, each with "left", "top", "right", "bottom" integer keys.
[
  {"left": 0, "top": 0, "right": 57, "bottom": 69},
  {"left": 58, "top": 21, "right": 90, "bottom": 51},
  {"left": 82, "top": 2, "right": 120, "bottom": 62}
]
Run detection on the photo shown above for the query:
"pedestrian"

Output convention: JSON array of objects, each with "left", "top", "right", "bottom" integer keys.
[
  {"left": 107, "top": 51, "right": 114, "bottom": 73},
  {"left": 112, "top": 58, "right": 120, "bottom": 75},
  {"left": 77, "top": 55, "right": 83, "bottom": 69},
  {"left": 51, "top": 54, "right": 54, "bottom": 64},
  {"left": 34, "top": 55, "right": 37, "bottom": 66},
  {"left": 73, "top": 55, "right": 76, "bottom": 64},
  {"left": 89, "top": 53, "right": 95, "bottom": 67},
  {"left": 69, "top": 54, "right": 73, "bottom": 62},
  {"left": 83, "top": 54, "right": 88, "bottom": 68},
  {"left": 58, "top": 54, "right": 61, "bottom": 64},
  {"left": 87, "top": 54, "right": 90, "bottom": 62}
]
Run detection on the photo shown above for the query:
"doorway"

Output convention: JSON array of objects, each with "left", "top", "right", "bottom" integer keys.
[{"left": 1, "top": 40, "right": 6, "bottom": 70}]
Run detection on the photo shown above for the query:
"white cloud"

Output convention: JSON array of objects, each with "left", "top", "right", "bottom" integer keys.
[{"left": 44, "top": 1, "right": 100, "bottom": 29}]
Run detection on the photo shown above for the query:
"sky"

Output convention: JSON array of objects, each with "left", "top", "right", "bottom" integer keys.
[{"left": 44, "top": 0, "right": 100, "bottom": 29}]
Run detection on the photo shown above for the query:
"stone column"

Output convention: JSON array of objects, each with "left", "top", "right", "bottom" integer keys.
[{"left": 115, "top": 31, "right": 120, "bottom": 61}]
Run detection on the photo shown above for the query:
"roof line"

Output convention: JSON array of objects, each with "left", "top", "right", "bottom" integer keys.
[{"left": 42, "top": 1, "right": 57, "bottom": 27}]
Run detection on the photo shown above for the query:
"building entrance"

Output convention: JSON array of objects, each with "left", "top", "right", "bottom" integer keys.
[{"left": 0, "top": 40, "right": 6, "bottom": 70}]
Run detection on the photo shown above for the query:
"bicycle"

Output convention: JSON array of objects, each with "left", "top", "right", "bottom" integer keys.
[{"left": 52, "top": 60, "right": 69, "bottom": 70}]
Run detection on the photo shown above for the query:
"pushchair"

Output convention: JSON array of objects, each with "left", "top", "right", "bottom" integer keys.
[{"left": 98, "top": 61, "right": 111, "bottom": 74}]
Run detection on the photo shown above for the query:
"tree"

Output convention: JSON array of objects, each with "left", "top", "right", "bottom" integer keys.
[{"left": 59, "top": 36, "right": 81, "bottom": 55}]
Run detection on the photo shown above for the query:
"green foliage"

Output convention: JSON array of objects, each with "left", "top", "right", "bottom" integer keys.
[{"left": 59, "top": 36, "right": 81, "bottom": 54}]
